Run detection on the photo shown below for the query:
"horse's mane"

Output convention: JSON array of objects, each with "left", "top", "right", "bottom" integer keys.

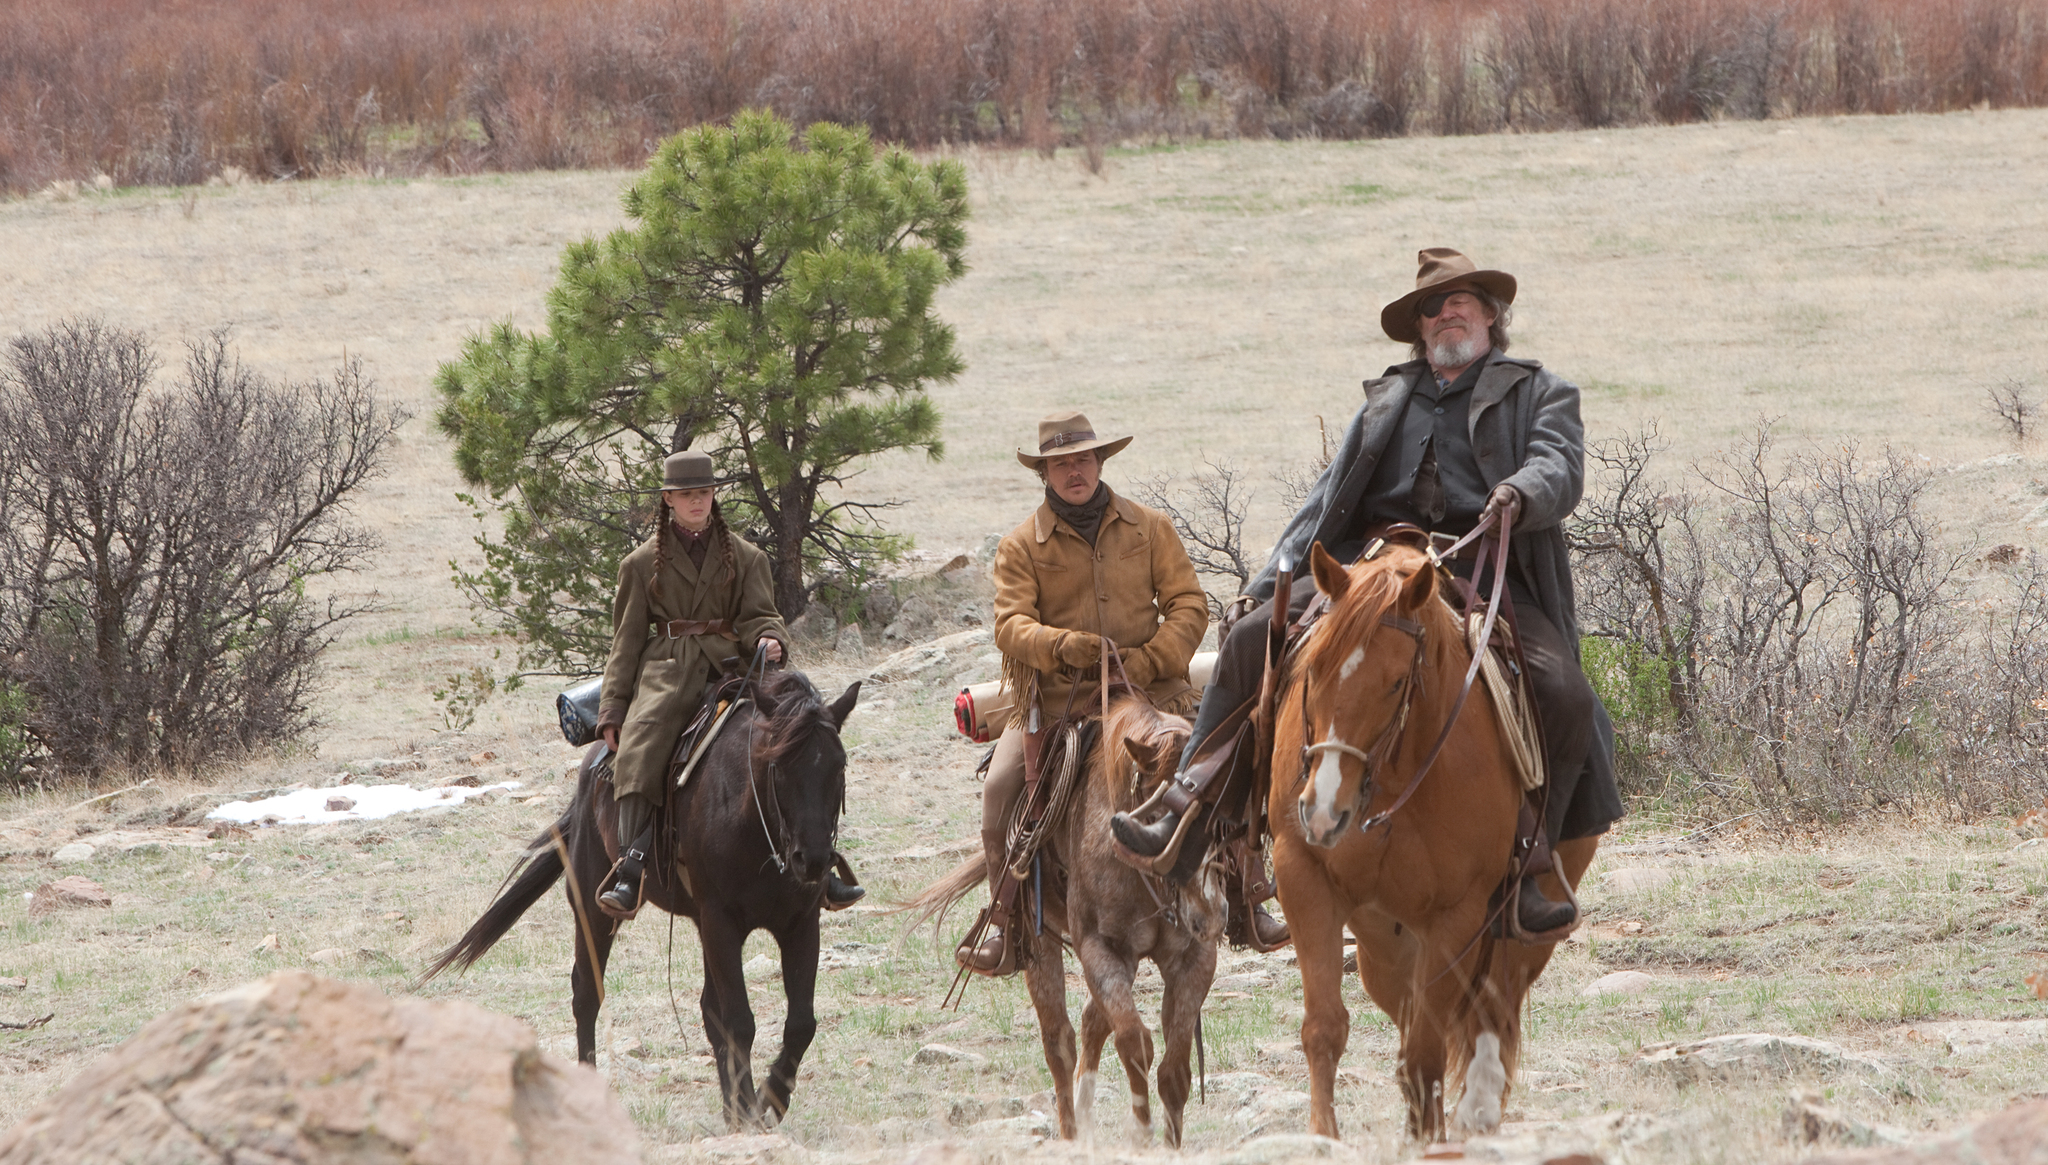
[
  {"left": 1296, "top": 546, "right": 1462, "bottom": 680},
  {"left": 744, "top": 670, "right": 841, "bottom": 769},
  {"left": 1097, "top": 689, "right": 1191, "bottom": 807}
]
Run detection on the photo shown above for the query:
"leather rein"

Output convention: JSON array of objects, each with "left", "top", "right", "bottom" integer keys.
[{"left": 1293, "top": 505, "right": 1515, "bottom": 835}]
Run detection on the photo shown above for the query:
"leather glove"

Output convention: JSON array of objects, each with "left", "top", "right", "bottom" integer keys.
[
  {"left": 1120, "top": 646, "right": 1159, "bottom": 689},
  {"left": 1480, "top": 483, "right": 1522, "bottom": 526},
  {"left": 1054, "top": 630, "right": 1105, "bottom": 669},
  {"left": 1219, "top": 595, "right": 1256, "bottom": 639}
]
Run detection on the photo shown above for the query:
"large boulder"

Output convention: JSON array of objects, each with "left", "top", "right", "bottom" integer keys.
[
  {"left": 1804, "top": 1098, "right": 2048, "bottom": 1164},
  {"left": 0, "top": 970, "right": 637, "bottom": 1164}
]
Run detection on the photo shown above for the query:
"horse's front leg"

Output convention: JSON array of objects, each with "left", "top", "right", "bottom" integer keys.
[
  {"left": 759, "top": 912, "right": 822, "bottom": 1127},
  {"left": 569, "top": 839, "right": 619, "bottom": 1065},
  {"left": 696, "top": 911, "right": 760, "bottom": 1130},
  {"left": 1023, "top": 925, "right": 1080, "bottom": 1139},
  {"left": 1153, "top": 936, "right": 1218, "bottom": 1149},
  {"left": 1402, "top": 906, "right": 1493, "bottom": 1144},
  {"left": 1076, "top": 933, "right": 1153, "bottom": 1144},
  {"left": 1279, "top": 857, "right": 1351, "bottom": 1140}
]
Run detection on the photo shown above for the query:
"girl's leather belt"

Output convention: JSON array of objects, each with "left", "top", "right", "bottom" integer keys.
[{"left": 653, "top": 619, "right": 738, "bottom": 640}]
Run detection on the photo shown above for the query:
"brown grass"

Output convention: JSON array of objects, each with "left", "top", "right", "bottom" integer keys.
[{"left": 4, "top": 0, "right": 2047, "bottom": 193}]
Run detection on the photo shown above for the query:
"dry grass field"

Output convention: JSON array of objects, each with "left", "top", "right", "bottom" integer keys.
[{"left": 4, "top": 109, "right": 2048, "bottom": 1162}]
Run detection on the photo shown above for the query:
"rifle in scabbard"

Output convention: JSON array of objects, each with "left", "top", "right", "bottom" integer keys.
[{"left": 1256, "top": 557, "right": 1294, "bottom": 742}]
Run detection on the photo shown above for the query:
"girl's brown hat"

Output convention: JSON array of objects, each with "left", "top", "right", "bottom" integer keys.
[{"left": 646, "top": 450, "right": 737, "bottom": 491}]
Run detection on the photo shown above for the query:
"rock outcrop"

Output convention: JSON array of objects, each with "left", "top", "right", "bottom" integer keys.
[
  {"left": 0, "top": 970, "right": 637, "bottom": 1164},
  {"left": 1803, "top": 1098, "right": 2048, "bottom": 1165}
]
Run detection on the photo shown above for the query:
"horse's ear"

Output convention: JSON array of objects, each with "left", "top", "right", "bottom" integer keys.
[
  {"left": 1309, "top": 541, "right": 1349, "bottom": 601},
  {"left": 1125, "top": 736, "right": 1164, "bottom": 775},
  {"left": 1399, "top": 557, "right": 1437, "bottom": 610},
  {"left": 828, "top": 681, "right": 861, "bottom": 728}
]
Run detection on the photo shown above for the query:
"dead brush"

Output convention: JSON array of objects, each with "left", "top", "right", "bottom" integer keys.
[
  {"left": 6, "top": 0, "right": 2048, "bottom": 193},
  {"left": 1570, "top": 421, "right": 2048, "bottom": 824}
]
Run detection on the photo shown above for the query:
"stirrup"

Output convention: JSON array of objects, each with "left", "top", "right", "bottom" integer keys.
[
  {"left": 954, "top": 906, "right": 1018, "bottom": 977},
  {"left": 1110, "top": 797, "right": 1205, "bottom": 877},
  {"left": 1499, "top": 869, "right": 1579, "bottom": 946}
]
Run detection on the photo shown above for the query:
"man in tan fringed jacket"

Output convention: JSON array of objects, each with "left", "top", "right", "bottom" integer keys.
[{"left": 957, "top": 410, "right": 1210, "bottom": 975}]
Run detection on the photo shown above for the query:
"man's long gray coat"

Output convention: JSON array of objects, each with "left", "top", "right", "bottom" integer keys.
[{"left": 1250, "top": 348, "right": 1619, "bottom": 838}]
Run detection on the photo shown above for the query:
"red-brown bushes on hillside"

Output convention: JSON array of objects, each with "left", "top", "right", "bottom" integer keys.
[{"left": 1, "top": 0, "right": 2044, "bottom": 193}]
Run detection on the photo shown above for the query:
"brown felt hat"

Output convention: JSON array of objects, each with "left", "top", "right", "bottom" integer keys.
[
  {"left": 1380, "top": 247, "right": 1517, "bottom": 344},
  {"left": 1016, "top": 410, "right": 1133, "bottom": 469},
  {"left": 646, "top": 450, "right": 736, "bottom": 492}
]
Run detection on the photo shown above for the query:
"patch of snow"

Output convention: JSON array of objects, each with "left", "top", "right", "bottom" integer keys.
[{"left": 206, "top": 781, "right": 520, "bottom": 825}]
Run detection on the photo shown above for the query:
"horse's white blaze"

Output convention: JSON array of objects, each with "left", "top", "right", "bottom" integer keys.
[
  {"left": 1075, "top": 1069, "right": 1097, "bottom": 1139},
  {"left": 1306, "top": 726, "right": 1350, "bottom": 837},
  {"left": 1339, "top": 644, "right": 1366, "bottom": 681},
  {"left": 1453, "top": 1030, "right": 1506, "bottom": 1135}
]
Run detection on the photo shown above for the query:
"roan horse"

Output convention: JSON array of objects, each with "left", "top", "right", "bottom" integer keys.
[
  {"left": 1270, "top": 542, "right": 1597, "bottom": 1142},
  {"left": 424, "top": 670, "right": 860, "bottom": 1130},
  {"left": 908, "top": 692, "right": 1224, "bottom": 1146}
]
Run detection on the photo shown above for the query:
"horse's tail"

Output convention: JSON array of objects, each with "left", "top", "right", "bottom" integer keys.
[
  {"left": 891, "top": 854, "right": 987, "bottom": 937},
  {"left": 418, "top": 808, "right": 572, "bottom": 983}
]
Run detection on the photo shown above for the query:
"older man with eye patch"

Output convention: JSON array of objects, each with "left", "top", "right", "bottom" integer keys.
[{"left": 1113, "top": 247, "right": 1624, "bottom": 939}]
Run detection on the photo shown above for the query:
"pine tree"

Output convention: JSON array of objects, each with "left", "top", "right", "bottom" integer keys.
[{"left": 435, "top": 111, "right": 968, "bottom": 677}]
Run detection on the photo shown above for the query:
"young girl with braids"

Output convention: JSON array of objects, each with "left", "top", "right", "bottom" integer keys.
[{"left": 593, "top": 450, "right": 862, "bottom": 916}]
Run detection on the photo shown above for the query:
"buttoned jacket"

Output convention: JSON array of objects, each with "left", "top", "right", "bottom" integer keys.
[
  {"left": 597, "top": 527, "right": 788, "bottom": 800},
  {"left": 992, "top": 487, "right": 1208, "bottom": 721}
]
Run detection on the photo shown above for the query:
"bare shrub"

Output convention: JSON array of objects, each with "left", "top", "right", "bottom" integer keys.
[
  {"left": 5, "top": 0, "right": 2048, "bottom": 194},
  {"left": 1986, "top": 379, "right": 2038, "bottom": 440},
  {"left": 0, "top": 320, "right": 401, "bottom": 784},
  {"left": 1572, "top": 420, "right": 2041, "bottom": 824},
  {"left": 1134, "top": 458, "right": 1256, "bottom": 617},
  {"left": 1271, "top": 414, "right": 1335, "bottom": 517},
  {"left": 1567, "top": 423, "right": 1707, "bottom": 721}
]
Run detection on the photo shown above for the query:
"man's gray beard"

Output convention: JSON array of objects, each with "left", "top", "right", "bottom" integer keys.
[{"left": 1428, "top": 335, "right": 1485, "bottom": 369}]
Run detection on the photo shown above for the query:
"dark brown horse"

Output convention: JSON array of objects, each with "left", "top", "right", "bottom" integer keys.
[
  {"left": 1271, "top": 543, "right": 1596, "bottom": 1142},
  {"left": 908, "top": 692, "right": 1224, "bottom": 1147},
  {"left": 424, "top": 670, "right": 860, "bottom": 1130}
]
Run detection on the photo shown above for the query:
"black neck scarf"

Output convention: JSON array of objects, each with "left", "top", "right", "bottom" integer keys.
[{"left": 1047, "top": 482, "right": 1111, "bottom": 546}]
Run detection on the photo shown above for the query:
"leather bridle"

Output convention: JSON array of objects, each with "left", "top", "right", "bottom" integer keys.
[
  {"left": 1295, "top": 612, "right": 1425, "bottom": 800},
  {"left": 1293, "top": 505, "right": 1515, "bottom": 836}
]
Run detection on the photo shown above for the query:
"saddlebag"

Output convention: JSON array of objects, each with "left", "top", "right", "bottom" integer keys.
[{"left": 557, "top": 677, "right": 604, "bottom": 746}]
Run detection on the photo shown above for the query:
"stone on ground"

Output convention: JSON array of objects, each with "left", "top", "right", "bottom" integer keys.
[
  {"left": 1582, "top": 970, "right": 1658, "bottom": 998},
  {"left": 1635, "top": 1033, "right": 1888, "bottom": 1082},
  {"left": 1803, "top": 1098, "right": 2048, "bottom": 1164},
  {"left": 1901, "top": 1019, "right": 2048, "bottom": 1061},
  {"left": 833, "top": 623, "right": 864, "bottom": 659},
  {"left": 26, "top": 875, "right": 110, "bottom": 915},
  {"left": 0, "top": 969, "right": 637, "bottom": 1164},
  {"left": 909, "top": 1043, "right": 986, "bottom": 1068}
]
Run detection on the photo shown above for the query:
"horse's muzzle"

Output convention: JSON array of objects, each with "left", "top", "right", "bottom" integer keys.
[
  {"left": 788, "top": 847, "right": 830, "bottom": 884},
  {"left": 1298, "top": 798, "right": 1352, "bottom": 849}
]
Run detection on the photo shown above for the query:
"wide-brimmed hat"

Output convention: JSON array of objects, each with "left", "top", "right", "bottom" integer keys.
[
  {"left": 1015, "top": 410, "right": 1133, "bottom": 469},
  {"left": 1380, "top": 247, "right": 1517, "bottom": 344},
  {"left": 645, "top": 450, "right": 736, "bottom": 492}
]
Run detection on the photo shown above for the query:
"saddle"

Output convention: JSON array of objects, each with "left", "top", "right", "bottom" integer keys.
[{"left": 1256, "top": 523, "right": 1567, "bottom": 944}]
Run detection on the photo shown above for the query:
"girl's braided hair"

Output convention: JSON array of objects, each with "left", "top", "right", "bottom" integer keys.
[{"left": 648, "top": 496, "right": 742, "bottom": 609}]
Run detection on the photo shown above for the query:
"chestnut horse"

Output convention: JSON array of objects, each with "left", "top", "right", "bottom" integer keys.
[
  {"left": 907, "top": 693, "right": 1224, "bottom": 1146},
  {"left": 1270, "top": 542, "right": 1597, "bottom": 1142}
]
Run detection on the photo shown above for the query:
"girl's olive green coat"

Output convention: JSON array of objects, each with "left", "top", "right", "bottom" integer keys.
[{"left": 596, "top": 526, "right": 788, "bottom": 801}]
